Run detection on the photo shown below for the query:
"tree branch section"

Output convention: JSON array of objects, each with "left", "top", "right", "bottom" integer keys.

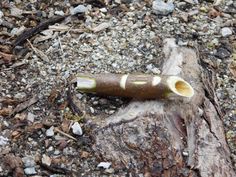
[{"left": 87, "top": 39, "right": 235, "bottom": 176}]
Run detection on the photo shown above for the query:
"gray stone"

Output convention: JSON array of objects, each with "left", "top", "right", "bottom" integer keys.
[
  {"left": 0, "top": 136, "right": 8, "bottom": 146},
  {"left": 71, "top": 122, "right": 83, "bottom": 135},
  {"left": 71, "top": 5, "right": 87, "bottom": 15},
  {"left": 152, "top": 0, "right": 174, "bottom": 15},
  {"left": 27, "top": 112, "right": 35, "bottom": 123},
  {"left": 14, "top": 92, "right": 26, "bottom": 99},
  {"left": 221, "top": 27, "right": 232, "bottom": 37},
  {"left": 42, "top": 154, "right": 52, "bottom": 166},
  {"left": 0, "top": 10, "right": 3, "bottom": 18},
  {"left": 55, "top": 10, "right": 65, "bottom": 16},
  {"left": 46, "top": 126, "right": 55, "bottom": 137},
  {"left": 24, "top": 167, "right": 37, "bottom": 175},
  {"left": 22, "top": 156, "right": 35, "bottom": 167},
  {"left": 10, "top": 7, "right": 23, "bottom": 16}
]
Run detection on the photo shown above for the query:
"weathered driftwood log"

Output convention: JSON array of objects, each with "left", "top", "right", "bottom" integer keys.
[
  {"left": 75, "top": 39, "right": 235, "bottom": 176},
  {"left": 72, "top": 74, "right": 194, "bottom": 99}
]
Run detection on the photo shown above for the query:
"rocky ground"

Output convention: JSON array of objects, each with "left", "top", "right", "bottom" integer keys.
[{"left": 0, "top": 0, "right": 235, "bottom": 176}]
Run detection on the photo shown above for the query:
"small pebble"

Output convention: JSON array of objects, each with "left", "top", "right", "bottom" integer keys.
[
  {"left": 0, "top": 136, "right": 8, "bottom": 146},
  {"left": 10, "top": 7, "right": 23, "bottom": 16},
  {"left": 0, "top": 10, "right": 3, "bottom": 18},
  {"left": 54, "top": 10, "right": 64, "bottom": 16},
  {"left": 93, "top": 22, "right": 111, "bottom": 32},
  {"left": 152, "top": 0, "right": 174, "bottom": 15},
  {"left": 27, "top": 112, "right": 35, "bottom": 123},
  {"left": 71, "top": 5, "right": 87, "bottom": 15},
  {"left": 182, "top": 151, "right": 189, "bottom": 156},
  {"left": 46, "top": 126, "right": 55, "bottom": 137},
  {"left": 14, "top": 92, "right": 26, "bottom": 99},
  {"left": 221, "top": 27, "right": 232, "bottom": 37},
  {"left": 22, "top": 156, "right": 35, "bottom": 167},
  {"left": 71, "top": 122, "right": 83, "bottom": 136},
  {"left": 97, "top": 162, "right": 111, "bottom": 169},
  {"left": 54, "top": 150, "right": 60, "bottom": 155},
  {"left": 42, "top": 154, "right": 52, "bottom": 166},
  {"left": 24, "top": 167, "right": 37, "bottom": 175}
]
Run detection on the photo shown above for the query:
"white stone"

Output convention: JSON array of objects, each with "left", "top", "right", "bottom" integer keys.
[
  {"left": 152, "top": 0, "right": 175, "bottom": 15},
  {"left": 97, "top": 162, "right": 111, "bottom": 169},
  {"left": 27, "top": 112, "right": 35, "bottom": 123},
  {"left": 42, "top": 154, "right": 52, "bottom": 166},
  {"left": 221, "top": 27, "right": 232, "bottom": 37},
  {"left": 0, "top": 10, "right": 3, "bottom": 18},
  {"left": 55, "top": 10, "right": 64, "bottom": 16},
  {"left": 71, "top": 5, "right": 88, "bottom": 15},
  {"left": 14, "top": 92, "right": 26, "bottom": 99},
  {"left": 182, "top": 151, "right": 189, "bottom": 156},
  {"left": 46, "top": 126, "right": 54, "bottom": 137},
  {"left": 24, "top": 167, "right": 37, "bottom": 175},
  {"left": 0, "top": 136, "right": 8, "bottom": 146},
  {"left": 11, "top": 26, "right": 26, "bottom": 36},
  {"left": 22, "top": 156, "right": 35, "bottom": 167},
  {"left": 71, "top": 122, "right": 83, "bottom": 135}
]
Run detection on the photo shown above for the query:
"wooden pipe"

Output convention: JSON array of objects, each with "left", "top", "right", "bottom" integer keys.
[{"left": 71, "top": 74, "right": 194, "bottom": 99}]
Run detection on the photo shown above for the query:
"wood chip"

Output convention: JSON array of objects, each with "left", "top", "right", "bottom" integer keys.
[
  {"left": 92, "top": 22, "right": 111, "bottom": 33},
  {"left": 27, "top": 39, "right": 49, "bottom": 62},
  {"left": 229, "top": 60, "right": 236, "bottom": 79},
  {"left": 0, "top": 51, "right": 15, "bottom": 63},
  {"left": 13, "top": 15, "right": 67, "bottom": 47}
]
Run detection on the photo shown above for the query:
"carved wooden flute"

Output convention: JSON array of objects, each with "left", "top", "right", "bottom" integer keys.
[{"left": 71, "top": 74, "right": 194, "bottom": 99}]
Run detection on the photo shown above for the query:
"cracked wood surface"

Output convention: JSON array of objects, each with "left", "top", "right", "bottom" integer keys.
[{"left": 87, "top": 38, "right": 235, "bottom": 176}]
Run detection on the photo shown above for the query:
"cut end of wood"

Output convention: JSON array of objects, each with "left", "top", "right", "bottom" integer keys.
[
  {"left": 167, "top": 76, "right": 194, "bottom": 98},
  {"left": 76, "top": 76, "right": 96, "bottom": 90}
]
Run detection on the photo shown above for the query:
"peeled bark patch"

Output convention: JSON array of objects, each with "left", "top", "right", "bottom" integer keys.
[{"left": 81, "top": 38, "right": 235, "bottom": 176}]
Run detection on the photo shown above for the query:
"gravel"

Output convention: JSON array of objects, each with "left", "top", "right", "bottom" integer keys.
[
  {"left": 152, "top": 0, "right": 175, "bottom": 15},
  {"left": 0, "top": 0, "right": 235, "bottom": 175}
]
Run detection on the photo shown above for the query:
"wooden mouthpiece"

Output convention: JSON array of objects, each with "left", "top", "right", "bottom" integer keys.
[{"left": 72, "top": 74, "right": 194, "bottom": 99}]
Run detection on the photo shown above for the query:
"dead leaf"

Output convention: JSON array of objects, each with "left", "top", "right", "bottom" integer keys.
[
  {"left": 80, "top": 151, "right": 90, "bottom": 158},
  {"left": 229, "top": 61, "right": 236, "bottom": 79},
  {"left": 4, "top": 154, "right": 24, "bottom": 177},
  {"left": 11, "top": 130, "right": 22, "bottom": 139},
  {"left": 27, "top": 39, "right": 49, "bottom": 62},
  {"left": 11, "top": 96, "right": 38, "bottom": 117},
  {"left": 0, "top": 97, "right": 19, "bottom": 106},
  {"left": 208, "top": 8, "right": 221, "bottom": 19},
  {"left": 0, "top": 51, "right": 15, "bottom": 63},
  {"left": 48, "top": 88, "right": 60, "bottom": 104},
  {"left": 0, "top": 45, "right": 12, "bottom": 53},
  {"left": 0, "top": 107, "right": 13, "bottom": 117},
  {"left": 61, "top": 119, "right": 71, "bottom": 133},
  {"left": 25, "top": 122, "right": 44, "bottom": 133},
  {"left": 14, "top": 113, "right": 26, "bottom": 121},
  {"left": 57, "top": 139, "right": 69, "bottom": 150}
]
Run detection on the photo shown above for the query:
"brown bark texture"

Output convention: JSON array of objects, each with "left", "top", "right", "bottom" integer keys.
[{"left": 82, "top": 38, "right": 235, "bottom": 176}]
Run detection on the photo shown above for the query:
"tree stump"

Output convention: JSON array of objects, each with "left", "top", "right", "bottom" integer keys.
[{"left": 87, "top": 38, "right": 235, "bottom": 176}]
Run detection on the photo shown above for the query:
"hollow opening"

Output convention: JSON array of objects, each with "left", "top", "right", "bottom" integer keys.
[{"left": 175, "top": 81, "right": 194, "bottom": 97}]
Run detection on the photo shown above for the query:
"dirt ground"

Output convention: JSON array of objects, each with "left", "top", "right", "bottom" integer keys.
[{"left": 0, "top": 0, "right": 235, "bottom": 176}]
